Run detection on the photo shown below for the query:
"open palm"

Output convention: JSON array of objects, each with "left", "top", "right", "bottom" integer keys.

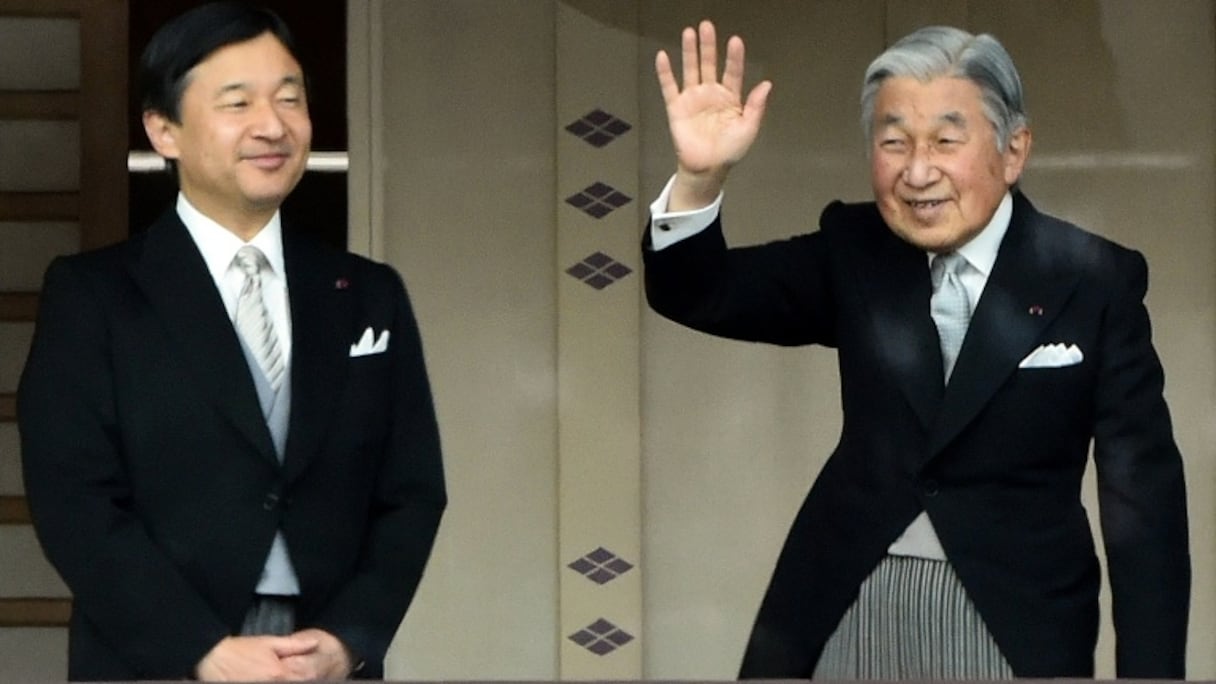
[{"left": 656, "top": 20, "right": 772, "bottom": 178}]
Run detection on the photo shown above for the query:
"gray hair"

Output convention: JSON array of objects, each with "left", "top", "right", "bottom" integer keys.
[{"left": 860, "top": 26, "right": 1027, "bottom": 151}]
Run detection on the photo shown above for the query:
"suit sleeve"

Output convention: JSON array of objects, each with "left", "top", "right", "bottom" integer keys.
[
  {"left": 642, "top": 214, "right": 837, "bottom": 347},
  {"left": 1091, "top": 250, "right": 1189, "bottom": 678},
  {"left": 309, "top": 267, "right": 446, "bottom": 675},
  {"left": 18, "top": 258, "right": 231, "bottom": 676}
]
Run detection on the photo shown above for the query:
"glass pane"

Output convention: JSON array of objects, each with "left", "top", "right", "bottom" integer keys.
[
  {"left": 0, "top": 323, "right": 34, "bottom": 393},
  {"left": 0, "top": 122, "right": 80, "bottom": 192},
  {"left": 0, "top": 424, "right": 18, "bottom": 494},
  {"left": 0, "top": 628, "right": 67, "bottom": 680},
  {"left": 0, "top": 528, "right": 68, "bottom": 597},
  {"left": 0, "top": 223, "right": 78, "bottom": 291},
  {"left": 0, "top": 18, "right": 79, "bottom": 90}
]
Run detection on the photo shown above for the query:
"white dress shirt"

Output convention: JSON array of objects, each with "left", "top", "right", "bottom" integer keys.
[
  {"left": 176, "top": 193, "right": 299, "bottom": 594},
  {"left": 177, "top": 193, "right": 293, "bottom": 365},
  {"left": 649, "top": 177, "right": 1014, "bottom": 560}
]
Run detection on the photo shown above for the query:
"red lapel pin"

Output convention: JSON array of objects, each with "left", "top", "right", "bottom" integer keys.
[
  {"left": 1028, "top": 305, "right": 1044, "bottom": 316},
  {"left": 335, "top": 278, "right": 350, "bottom": 290}
]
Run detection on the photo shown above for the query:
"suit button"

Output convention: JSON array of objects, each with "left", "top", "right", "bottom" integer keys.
[
  {"left": 263, "top": 492, "right": 281, "bottom": 511},
  {"left": 922, "top": 479, "right": 939, "bottom": 497}
]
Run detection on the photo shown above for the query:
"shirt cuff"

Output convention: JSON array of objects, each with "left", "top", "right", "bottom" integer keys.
[{"left": 648, "top": 174, "right": 723, "bottom": 251}]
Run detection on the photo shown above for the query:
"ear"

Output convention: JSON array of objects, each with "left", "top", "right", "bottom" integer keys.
[
  {"left": 142, "top": 110, "right": 181, "bottom": 160},
  {"left": 1002, "top": 126, "right": 1032, "bottom": 185}
]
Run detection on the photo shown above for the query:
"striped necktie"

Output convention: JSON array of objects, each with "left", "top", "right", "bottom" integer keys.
[{"left": 234, "top": 245, "right": 285, "bottom": 393}]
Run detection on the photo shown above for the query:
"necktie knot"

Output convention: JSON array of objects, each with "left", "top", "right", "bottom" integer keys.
[
  {"left": 930, "top": 252, "right": 967, "bottom": 289},
  {"left": 235, "top": 245, "right": 268, "bottom": 277}
]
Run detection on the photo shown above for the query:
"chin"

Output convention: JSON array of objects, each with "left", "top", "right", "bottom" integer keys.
[
  {"left": 245, "top": 192, "right": 290, "bottom": 212},
  {"left": 248, "top": 183, "right": 296, "bottom": 203},
  {"left": 886, "top": 224, "right": 940, "bottom": 251}
]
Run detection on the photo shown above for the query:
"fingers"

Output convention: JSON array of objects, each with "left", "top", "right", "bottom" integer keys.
[
  {"left": 721, "top": 35, "right": 746, "bottom": 96},
  {"left": 196, "top": 636, "right": 296, "bottom": 682},
  {"left": 655, "top": 50, "right": 680, "bottom": 105},
  {"left": 280, "top": 654, "right": 321, "bottom": 681},
  {"left": 697, "top": 20, "right": 718, "bottom": 85},
  {"left": 659, "top": 19, "right": 754, "bottom": 102},
  {"left": 267, "top": 635, "right": 320, "bottom": 658},
  {"left": 680, "top": 25, "right": 698, "bottom": 88}
]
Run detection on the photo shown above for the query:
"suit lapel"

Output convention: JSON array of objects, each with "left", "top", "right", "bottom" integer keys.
[
  {"left": 281, "top": 232, "right": 351, "bottom": 482},
  {"left": 929, "top": 194, "right": 1082, "bottom": 455},
  {"left": 131, "top": 211, "right": 278, "bottom": 464},
  {"left": 857, "top": 221, "right": 944, "bottom": 432}
]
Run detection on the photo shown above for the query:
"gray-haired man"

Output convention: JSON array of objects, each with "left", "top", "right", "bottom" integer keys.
[{"left": 644, "top": 21, "right": 1188, "bottom": 679}]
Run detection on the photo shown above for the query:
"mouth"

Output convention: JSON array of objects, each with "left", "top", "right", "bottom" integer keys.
[
  {"left": 243, "top": 151, "right": 293, "bottom": 170},
  {"left": 905, "top": 199, "right": 946, "bottom": 210}
]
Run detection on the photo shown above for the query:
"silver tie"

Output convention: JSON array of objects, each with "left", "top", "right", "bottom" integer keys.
[
  {"left": 234, "top": 246, "right": 285, "bottom": 393},
  {"left": 930, "top": 252, "right": 971, "bottom": 381}
]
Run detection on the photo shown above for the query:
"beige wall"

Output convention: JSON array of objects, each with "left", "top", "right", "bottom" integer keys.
[
  {"left": 354, "top": 0, "right": 1216, "bottom": 680},
  {"left": 354, "top": 1, "right": 562, "bottom": 678}
]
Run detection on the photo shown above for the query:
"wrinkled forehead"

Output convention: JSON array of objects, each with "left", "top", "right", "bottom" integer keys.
[{"left": 872, "top": 77, "right": 990, "bottom": 129}]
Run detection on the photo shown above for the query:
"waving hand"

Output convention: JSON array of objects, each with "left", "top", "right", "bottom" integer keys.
[{"left": 656, "top": 20, "right": 772, "bottom": 211}]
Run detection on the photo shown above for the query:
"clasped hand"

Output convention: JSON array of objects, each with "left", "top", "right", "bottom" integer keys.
[{"left": 196, "top": 628, "right": 352, "bottom": 681}]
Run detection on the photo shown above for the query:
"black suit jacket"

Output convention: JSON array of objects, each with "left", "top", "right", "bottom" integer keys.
[
  {"left": 644, "top": 192, "right": 1189, "bottom": 678},
  {"left": 19, "top": 210, "right": 446, "bottom": 680}
]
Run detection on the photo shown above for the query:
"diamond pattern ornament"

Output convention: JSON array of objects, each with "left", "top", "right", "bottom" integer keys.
[
  {"left": 565, "top": 182, "right": 632, "bottom": 219},
  {"left": 565, "top": 109, "right": 633, "bottom": 148},
  {"left": 568, "top": 618, "right": 634, "bottom": 656},
  {"left": 568, "top": 546, "right": 634, "bottom": 585},
  {"left": 565, "top": 252, "right": 632, "bottom": 290}
]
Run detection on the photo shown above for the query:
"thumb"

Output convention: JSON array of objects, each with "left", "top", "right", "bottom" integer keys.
[
  {"left": 742, "top": 80, "right": 772, "bottom": 128},
  {"left": 268, "top": 635, "right": 320, "bottom": 657}
]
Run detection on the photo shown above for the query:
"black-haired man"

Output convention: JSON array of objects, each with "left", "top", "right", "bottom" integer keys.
[{"left": 19, "top": 2, "right": 446, "bottom": 680}]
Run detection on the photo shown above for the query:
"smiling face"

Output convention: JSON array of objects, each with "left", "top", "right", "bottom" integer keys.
[
  {"left": 870, "top": 76, "right": 1029, "bottom": 253},
  {"left": 143, "top": 31, "right": 312, "bottom": 240}
]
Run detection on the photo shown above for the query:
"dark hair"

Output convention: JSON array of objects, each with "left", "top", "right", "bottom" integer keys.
[{"left": 138, "top": 1, "right": 302, "bottom": 123}]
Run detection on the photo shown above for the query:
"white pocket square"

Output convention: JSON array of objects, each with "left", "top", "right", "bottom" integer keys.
[
  {"left": 1018, "top": 343, "right": 1083, "bottom": 369},
  {"left": 349, "top": 327, "right": 390, "bottom": 357}
]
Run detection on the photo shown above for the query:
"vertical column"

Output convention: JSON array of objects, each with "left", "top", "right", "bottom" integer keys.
[
  {"left": 78, "top": 0, "right": 127, "bottom": 250},
  {"left": 555, "top": 2, "right": 642, "bottom": 678},
  {"left": 372, "top": 1, "right": 562, "bottom": 678}
]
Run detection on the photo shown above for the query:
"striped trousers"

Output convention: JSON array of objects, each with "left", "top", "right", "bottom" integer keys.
[{"left": 812, "top": 555, "right": 1013, "bottom": 680}]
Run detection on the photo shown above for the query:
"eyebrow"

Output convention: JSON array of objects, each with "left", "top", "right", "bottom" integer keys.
[
  {"left": 214, "top": 75, "right": 305, "bottom": 97},
  {"left": 878, "top": 113, "right": 903, "bottom": 127},
  {"left": 877, "top": 111, "right": 968, "bottom": 129},
  {"left": 939, "top": 111, "right": 967, "bottom": 128}
]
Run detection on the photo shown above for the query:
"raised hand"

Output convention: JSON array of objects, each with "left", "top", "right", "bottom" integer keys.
[{"left": 655, "top": 19, "right": 772, "bottom": 210}]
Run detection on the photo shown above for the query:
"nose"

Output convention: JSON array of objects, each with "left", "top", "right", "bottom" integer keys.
[
  {"left": 902, "top": 144, "right": 940, "bottom": 188},
  {"left": 249, "top": 99, "right": 286, "bottom": 140}
]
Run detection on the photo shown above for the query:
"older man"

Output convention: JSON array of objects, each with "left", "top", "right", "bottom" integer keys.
[{"left": 644, "top": 21, "right": 1188, "bottom": 679}]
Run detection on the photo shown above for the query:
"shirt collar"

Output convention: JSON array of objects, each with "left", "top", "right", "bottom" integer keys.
[
  {"left": 944, "top": 191, "right": 1012, "bottom": 277},
  {"left": 176, "top": 193, "right": 286, "bottom": 282}
]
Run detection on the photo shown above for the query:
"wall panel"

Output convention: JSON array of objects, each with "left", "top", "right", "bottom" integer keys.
[{"left": 371, "top": 1, "right": 561, "bottom": 679}]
